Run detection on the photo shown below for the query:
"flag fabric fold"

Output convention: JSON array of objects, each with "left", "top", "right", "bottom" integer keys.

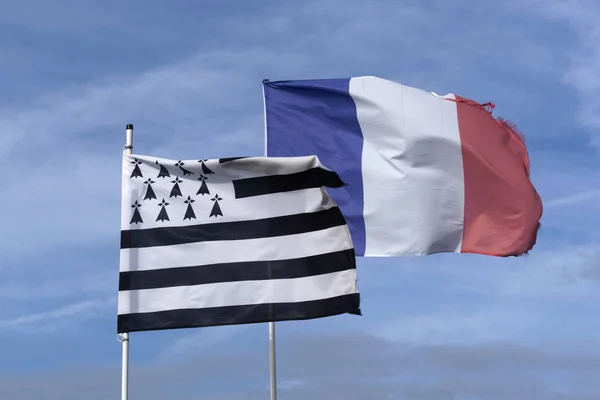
[
  {"left": 263, "top": 76, "right": 543, "bottom": 258},
  {"left": 118, "top": 154, "right": 360, "bottom": 333}
]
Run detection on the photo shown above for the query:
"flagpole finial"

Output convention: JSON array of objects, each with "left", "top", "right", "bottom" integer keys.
[{"left": 125, "top": 124, "right": 134, "bottom": 154}]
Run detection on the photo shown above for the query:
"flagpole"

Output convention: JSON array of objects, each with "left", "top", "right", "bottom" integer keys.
[
  {"left": 269, "top": 321, "right": 277, "bottom": 400},
  {"left": 119, "top": 123, "right": 134, "bottom": 400},
  {"left": 262, "top": 78, "right": 278, "bottom": 400},
  {"left": 118, "top": 332, "right": 129, "bottom": 400}
]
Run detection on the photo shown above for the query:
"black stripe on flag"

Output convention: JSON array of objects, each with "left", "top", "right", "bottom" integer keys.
[
  {"left": 117, "top": 293, "right": 361, "bottom": 333},
  {"left": 119, "top": 249, "right": 356, "bottom": 291},
  {"left": 232, "top": 168, "right": 345, "bottom": 199},
  {"left": 218, "top": 157, "right": 248, "bottom": 163},
  {"left": 121, "top": 207, "right": 346, "bottom": 249}
]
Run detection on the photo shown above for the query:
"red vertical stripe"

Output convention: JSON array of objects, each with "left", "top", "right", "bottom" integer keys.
[{"left": 455, "top": 96, "right": 543, "bottom": 256}]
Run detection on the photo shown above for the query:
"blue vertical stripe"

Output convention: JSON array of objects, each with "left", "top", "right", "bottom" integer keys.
[{"left": 263, "top": 79, "right": 366, "bottom": 256}]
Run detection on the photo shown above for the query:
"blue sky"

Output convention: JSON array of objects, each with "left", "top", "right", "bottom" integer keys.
[{"left": 1, "top": 0, "right": 599, "bottom": 398}]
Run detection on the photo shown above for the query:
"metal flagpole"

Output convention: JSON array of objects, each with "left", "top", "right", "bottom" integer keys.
[
  {"left": 118, "top": 332, "right": 129, "bottom": 400},
  {"left": 269, "top": 321, "right": 277, "bottom": 400},
  {"left": 262, "top": 79, "right": 278, "bottom": 400},
  {"left": 118, "top": 123, "right": 134, "bottom": 400}
]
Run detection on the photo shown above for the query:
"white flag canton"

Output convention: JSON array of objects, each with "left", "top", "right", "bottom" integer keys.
[{"left": 118, "top": 153, "right": 360, "bottom": 333}]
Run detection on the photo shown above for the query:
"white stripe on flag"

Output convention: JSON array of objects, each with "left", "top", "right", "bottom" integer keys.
[
  {"left": 120, "top": 225, "right": 353, "bottom": 272},
  {"left": 118, "top": 269, "right": 357, "bottom": 315}
]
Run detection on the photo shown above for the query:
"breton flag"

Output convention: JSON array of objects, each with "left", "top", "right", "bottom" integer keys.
[
  {"left": 118, "top": 154, "right": 360, "bottom": 333},
  {"left": 263, "top": 76, "right": 543, "bottom": 258}
]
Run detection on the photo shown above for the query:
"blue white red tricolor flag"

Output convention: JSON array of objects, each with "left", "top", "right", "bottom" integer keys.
[{"left": 263, "top": 76, "right": 542, "bottom": 257}]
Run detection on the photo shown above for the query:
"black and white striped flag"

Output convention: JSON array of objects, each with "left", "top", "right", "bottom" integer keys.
[{"left": 118, "top": 154, "right": 360, "bottom": 333}]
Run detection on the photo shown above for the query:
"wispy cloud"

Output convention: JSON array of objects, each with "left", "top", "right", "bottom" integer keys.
[
  {"left": 0, "top": 297, "right": 113, "bottom": 333},
  {"left": 545, "top": 190, "right": 600, "bottom": 207},
  {"left": 0, "top": 48, "right": 284, "bottom": 160},
  {"left": 0, "top": 48, "right": 309, "bottom": 259},
  {"left": 515, "top": 0, "right": 600, "bottom": 149},
  {"left": 158, "top": 325, "right": 246, "bottom": 360},
  {"left": 437, "top": 242, "right": 600, "bottom": 300},
  {"left": 376, "top": 309, "right": 538, "bottom": 345},
  {"left": 0, "top": 271, "right": 114, "bottom": 301}
]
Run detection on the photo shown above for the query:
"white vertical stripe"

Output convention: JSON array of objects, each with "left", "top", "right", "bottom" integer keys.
[
  {"left": 349, "top": 76, "right": 465, "bottom": 256},
  {"left": 118, "top": 269, "right": 357, "bottom": 314}
]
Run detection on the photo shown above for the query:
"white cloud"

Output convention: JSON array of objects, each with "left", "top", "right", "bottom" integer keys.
[
  {"left": 0, "top": 297, "right": 113, "bottom": 333},
  {"left": 0, "top": 48, "right": 291, "bottom": 160},
  {"left": 515, "top": 0, "right": 600, "bottom": 149},
  {"left": 158, "top": 325, "right": 246, "bottom": 360},
  {"left": 545, "top": 190, "right": 600, "bottom": 207},
  {"left": 0, "top": 271, "right": 114, "bottom": 301},
  {"left": 376, "top": 309, "right": 538, "bottom": 345},
  {"left": 0, "top": 47, "right": 311, "bottom": 260},
  {"left": 437, "top": 242, "right": 600, "bottom": 301}
]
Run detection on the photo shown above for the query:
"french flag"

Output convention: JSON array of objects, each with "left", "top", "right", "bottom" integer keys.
[{"left": 262, "top": 76, "right": 543, "bottom": 257}]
